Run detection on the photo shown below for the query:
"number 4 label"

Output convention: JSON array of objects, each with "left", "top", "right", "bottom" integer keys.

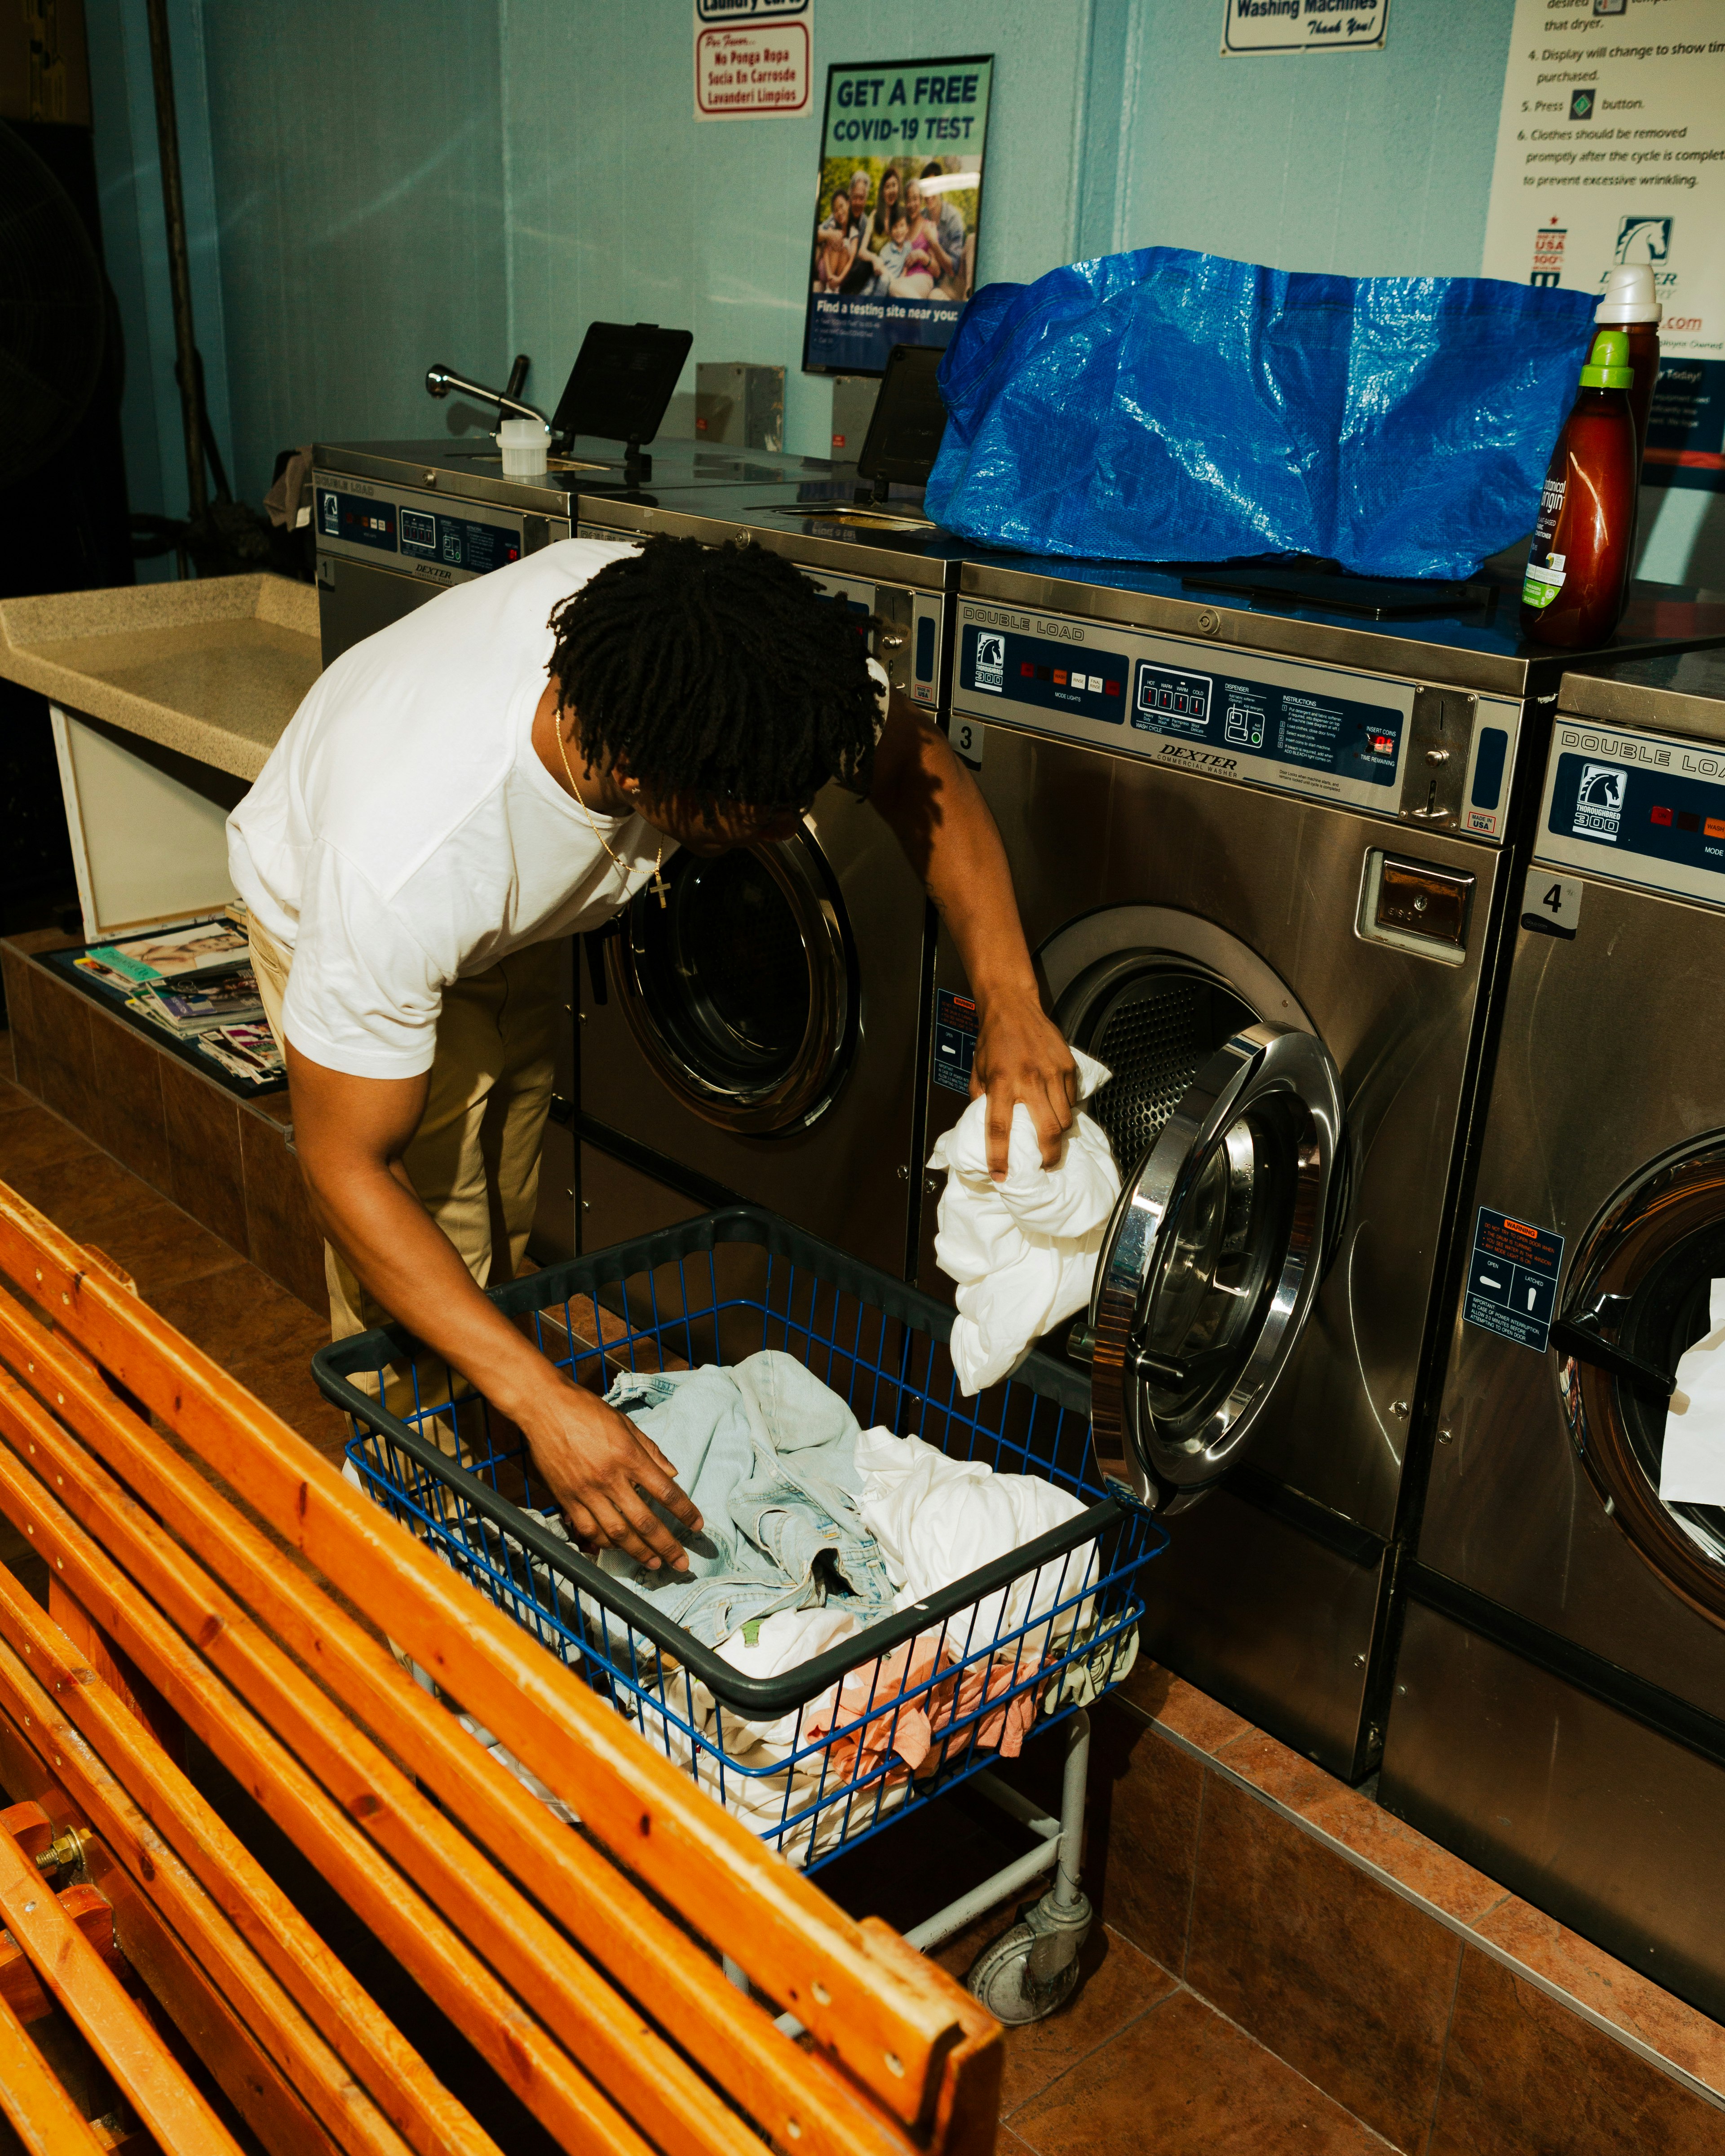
[{"left": 1520, "top": 870, "right": 1583, "bottom": 941}]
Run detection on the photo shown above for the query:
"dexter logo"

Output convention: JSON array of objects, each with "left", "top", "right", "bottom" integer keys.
[{"left": 1156, "top": 743, "right": 1238, "bottom": 776}]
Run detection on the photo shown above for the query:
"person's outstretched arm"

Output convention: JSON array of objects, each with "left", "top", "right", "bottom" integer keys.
[
  {"left": 285, "top": 1047, "right": 703, "bottom": 1569},
  {"left": 869, "top": 690, "right": 1077, "bottom": 1178}
]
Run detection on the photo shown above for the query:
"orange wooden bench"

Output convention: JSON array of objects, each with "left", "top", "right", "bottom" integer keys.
[{"left": 0, "top": 1178, "right": 1003, "bottom": 2154}]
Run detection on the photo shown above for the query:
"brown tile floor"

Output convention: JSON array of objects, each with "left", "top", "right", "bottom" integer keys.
[
  {"left": 0, "top": 1049, "right": 345, "bottom": 1464},
  {"left": 933, "top": 1917, "right": 1396, "bottom": 2153},
  {"left": 0, "top": 1054, "right": 1401, "bottom": 2150}
]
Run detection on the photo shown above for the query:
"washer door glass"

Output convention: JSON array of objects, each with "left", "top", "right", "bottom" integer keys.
[
  {"left": 610, "top": 830, "right": 856, "bottom": 1134},
  {"left": 1557, "top": 1136, "right": 1725, "bottom": 1627},
  {"left": 1084, "top": 1021, "right": 1344, "bottom": 1512}
]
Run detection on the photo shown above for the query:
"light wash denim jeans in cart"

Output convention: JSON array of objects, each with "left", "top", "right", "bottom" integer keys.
[{"left": 598, "top": 1351, "right": 894, "bottom": 1646}]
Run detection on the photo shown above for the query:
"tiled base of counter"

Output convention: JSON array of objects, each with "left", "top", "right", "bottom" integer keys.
[
  {"left": 0, "top": 928, "right": 324, "bottom": 1315},
  {"left": 1075, "top": 1666, "right": 1725, "bottom": 2153}
]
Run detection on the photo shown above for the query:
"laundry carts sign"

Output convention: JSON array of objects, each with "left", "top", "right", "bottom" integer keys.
[{"left": 694, "top": 0, "right": 810, "bottom": 121}]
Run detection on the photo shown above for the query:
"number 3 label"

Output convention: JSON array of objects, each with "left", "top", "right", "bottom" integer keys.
[
  {"left": 1520, "top": 870, "right": 1583, "bottom": 940},
  {"left": 952, "top": 719, "right": 985, "bottom": 768}
]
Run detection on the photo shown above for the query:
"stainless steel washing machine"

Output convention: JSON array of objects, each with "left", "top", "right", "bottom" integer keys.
[
  {"left": 564, "top": 481, "right": 963, "bottom": 1279},
  {"left": 1380, "top": 649, "right": 1725, "bottom": 2020},
  {"left": 921, "top": 557, "right": 1725, "bottom": 1778},
  {"left": 311, "top": 435, "right": 833, "bottom": 666}
]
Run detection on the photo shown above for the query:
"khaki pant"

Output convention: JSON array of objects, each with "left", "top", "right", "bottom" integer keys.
[{"left": 247, "top": 920, "right": 560, "bottom": 1343}]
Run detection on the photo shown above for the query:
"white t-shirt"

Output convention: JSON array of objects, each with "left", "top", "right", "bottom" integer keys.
[{"left": 227, "top": 539, "right": 665, "bottom": 1080}]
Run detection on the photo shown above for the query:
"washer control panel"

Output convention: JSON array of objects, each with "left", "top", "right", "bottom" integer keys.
[
  {"left": 1534, "top": 715, "right": 1725, "bottom": 909},
  {"left": 954, "top": 599, "right": 1518, "bottom": 840},
  {"left": 314, "top": 473, "right": 566, "bottom": 589}
]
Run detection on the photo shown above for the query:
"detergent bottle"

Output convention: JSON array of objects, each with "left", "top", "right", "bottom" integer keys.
[
  {"left": 1594, "top": 262, "right": 1661, "bottom": 461},
  {"left": 1521, "top": 328, "right": 1637, "bottom": 649}
]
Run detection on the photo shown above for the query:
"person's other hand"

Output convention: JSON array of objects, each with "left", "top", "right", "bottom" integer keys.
[
  {"left": 520, "top": 1383, "right": 703, "bottom": 1571},
  {"left": 971, "top": 993, "right": 1079, "bottom": 1180}
]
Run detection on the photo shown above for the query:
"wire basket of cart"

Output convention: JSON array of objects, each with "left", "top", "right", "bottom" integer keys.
[{"left": 313, "top": 1206, "right": 1164, "bottom": 2022}]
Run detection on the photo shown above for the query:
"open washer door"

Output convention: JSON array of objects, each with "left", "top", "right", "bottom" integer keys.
[
  {"left": 1085, "top": 1023, "right": 1343, "bottom": 1512},
  {"left": 1554, "top": 1134, "right": 1725, "bottom": 1630},
  {"left": 1045, "top": 913, "right": 1345, "bottom": 1512}
]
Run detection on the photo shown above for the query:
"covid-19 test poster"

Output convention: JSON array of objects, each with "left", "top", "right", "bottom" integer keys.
[{"left": 803, "top": 55, "right": 991, "bottom": 377}]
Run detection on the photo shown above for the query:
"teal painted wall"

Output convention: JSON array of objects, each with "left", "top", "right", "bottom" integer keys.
[
  {"left": 503, "top": 0, "right": 1092, "bottom": 465},
  {"left": 90, "top": 0, "right": 1719, "bottom": 583},
  {"left": 1098, "top": 0, "right": 1517, "bottom": 277},
  {"left": 200, "top": 0, "right": 507, "bottom": 508}
]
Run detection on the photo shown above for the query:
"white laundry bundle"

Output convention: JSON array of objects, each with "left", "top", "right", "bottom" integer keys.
[
  {"left": 856, "top": 1427, "right": 1099, "bottom": 1647},
  {"left": 1662, "top": 1279, "right": 1725, "bottom": 1507},
  {"left": 927, "top": 1046, "right": 1121, "bottom": 1394}
]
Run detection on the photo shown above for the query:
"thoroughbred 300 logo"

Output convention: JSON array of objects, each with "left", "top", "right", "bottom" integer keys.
[
  {"left": 973, "top": 633, "right": 1006, "bottom": 692},
  {"left": 1573, "top": 762, "right": 1626, "bottom": 841}
]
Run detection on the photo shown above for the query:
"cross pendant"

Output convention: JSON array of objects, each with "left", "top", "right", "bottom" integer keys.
[{"left": 650, "top": 866, "right": 669, "bottom": 909}]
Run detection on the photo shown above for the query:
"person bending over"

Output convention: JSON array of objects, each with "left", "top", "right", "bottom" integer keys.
[{"left": 228, "top": 536, "right": 1075, "bottom": 1575}]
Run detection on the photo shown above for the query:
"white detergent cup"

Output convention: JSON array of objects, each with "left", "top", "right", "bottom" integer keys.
[{"left": 498, "top": 418, "right": 551, "bottom": 475}]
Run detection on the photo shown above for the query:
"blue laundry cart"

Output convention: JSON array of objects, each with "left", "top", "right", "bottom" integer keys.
[{"left": 313, "top": 1206, "right": 1164, "bottom": 2024}]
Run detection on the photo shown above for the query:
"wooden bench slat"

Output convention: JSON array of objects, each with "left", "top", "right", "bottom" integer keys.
[
  {"left": 0, "top": 1594, "right": 500, "bottom": 2156},
  {"left": 0, "top": 1705, "right": 392, "bottom": 2156},
  {"left": 0, "top": 1371, "right": 665, "bottom": 2156},
  {"left": 0, "top": 1187, "right": 1006, "bottom": 2147},
  {"left": 0, "top": 1813, "right": 243, "bottom": 2155},
  {"left": 0, "top": 1980, "right": 111, "bottom": 2155},
  {"left": 0, "top": 1290, "right": 926, "bottom": 2156}
]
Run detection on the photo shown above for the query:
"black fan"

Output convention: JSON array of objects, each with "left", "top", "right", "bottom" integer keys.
[{"left": 0, "top": 120, "right": 106, "bottom": 495}]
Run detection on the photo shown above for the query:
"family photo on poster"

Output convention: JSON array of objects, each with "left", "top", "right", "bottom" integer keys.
[{"left": 805, "top": 56, "right": 991, "bottom": 376}]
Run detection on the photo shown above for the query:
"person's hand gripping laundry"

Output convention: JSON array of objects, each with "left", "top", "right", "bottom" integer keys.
[
  {"left": 521, "top": 1382, "right": 704, "bottom": 1573},
  {"left": 970, "top": 998, "right": 1078, "bottom": 1183}
]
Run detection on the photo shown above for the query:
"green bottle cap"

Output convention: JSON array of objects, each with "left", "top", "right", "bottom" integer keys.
[{"left": 1579, "top": 327, "right": 1633, "bottom": 389}]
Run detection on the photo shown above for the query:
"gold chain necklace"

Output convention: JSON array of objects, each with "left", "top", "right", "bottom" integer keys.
[{"left": 555, "top": 709, "right": 668, "bottom": 909}]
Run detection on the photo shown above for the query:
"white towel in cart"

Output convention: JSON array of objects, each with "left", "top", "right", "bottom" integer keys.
[{"left": 927, "top": 1046, "right": 1120, "bottom": 1395}]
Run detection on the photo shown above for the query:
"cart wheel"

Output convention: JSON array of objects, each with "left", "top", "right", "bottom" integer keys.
[{"left": 964, "top": 1890, "right": 1092, "bottom": 2025}]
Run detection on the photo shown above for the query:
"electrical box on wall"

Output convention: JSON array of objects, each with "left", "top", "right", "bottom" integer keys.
[
  {"left": 829, "top": 375, "right": 880, "bottom": 459},
  {"left": 693, "top": 363, "right": 784, "bottom": 452}
]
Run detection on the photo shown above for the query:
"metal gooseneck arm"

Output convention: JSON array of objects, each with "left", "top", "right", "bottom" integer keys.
[{"left": 425, "top": 365, "right": 548, "bottom": 428}]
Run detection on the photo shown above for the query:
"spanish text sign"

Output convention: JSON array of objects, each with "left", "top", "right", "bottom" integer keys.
[
  {"left": 804, "top": 55, "right": 991, "bottom": 376},
  {"left": 1464, "top": 1207, "right": 1566, "bottom": 1355},
  {"left": 1481, "top": 0, "right": 1725, "bottom": 494},
  {"left": 694, "top": 0, "right": 810, "bottom": 122}
]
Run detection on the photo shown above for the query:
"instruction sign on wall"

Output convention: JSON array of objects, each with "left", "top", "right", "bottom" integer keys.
[
  {"left": 1222, "top": 0, "right": 1389, "bottom": 56},
  {"left": 1481, "top": 0, "right": 1725, "bottom": 493},
  {"left": 694, "top": 0, "right": 810, "bottom": 122}
]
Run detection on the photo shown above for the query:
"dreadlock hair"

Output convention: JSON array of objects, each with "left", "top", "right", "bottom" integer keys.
[{"left": 546, "top": 535, "right": 883, "bottom": 811}]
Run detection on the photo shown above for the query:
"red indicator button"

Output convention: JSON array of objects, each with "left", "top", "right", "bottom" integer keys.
[
  {"left": 1053, "top": 669, "right": 1067, "bottom": 686},
  {"left": 1105, "top": 679, "right": 1121, "bottom": 696},
  {"left": 1652, "top": 805, "right": 1674, "bottom": 826},
  {"left": 1021, "top": 661, "right": 1034, "bottom": 677}
]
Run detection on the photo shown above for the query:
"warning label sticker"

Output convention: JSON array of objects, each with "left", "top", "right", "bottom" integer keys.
[
  {"left": 932, "top": 989, "right": 978, "bottom": 1097},
  {"left": 1463, "top": 1207, "right": 1566, "bottom": 1354}
]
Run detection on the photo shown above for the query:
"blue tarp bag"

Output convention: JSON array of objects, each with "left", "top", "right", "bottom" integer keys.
[{"left": 926, "top": 247, "right": 1598, "bottom": 580}]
